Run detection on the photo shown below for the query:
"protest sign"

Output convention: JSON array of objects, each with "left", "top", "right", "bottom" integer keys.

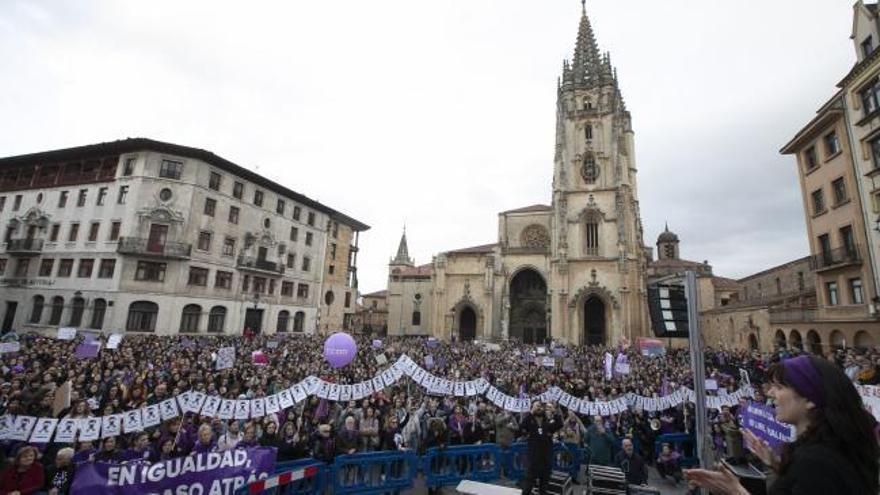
[
  {"left": 541, "top": 356, "right": 555, "bottom": 368},
  {"left": 106, "top": 334, "right": 123, "bottom": 350},
  {"left": 372, "top": 339, "right": 383, "bottom": 349},
  {"left": 251, "top": 351, "right": 268, "bottom": 366},
  {"left": 739, "top": 402, "right": 795, "bottom": 453},
  {"left": 75, "top": 342, "right": 100, "bottom": 359},
  {"left": 216, "top": 347, "right": 235, "bottom": 370},
  {"left": 57, "top": 327, "right": 77, "bottom": 340},
  {"left": 71, "top": 447, "right": 276, "bottom": 495},
  {"left": 375, "top": 353, "right": 388, "bottom": 365},
  {"left": 0, "top": 342, "right": 20, "bottom": 354},
  {"left": 739, "top": 368, "right": 751, "bottom": 387}
]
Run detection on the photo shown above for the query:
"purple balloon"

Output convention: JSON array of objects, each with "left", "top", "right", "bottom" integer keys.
[{"left": 323, "top": 332, "right": 357, "bottom": 368}]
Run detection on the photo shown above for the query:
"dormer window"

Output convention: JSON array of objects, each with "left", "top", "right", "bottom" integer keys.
[{"left": 863, "top": 35, "right": 875, "bottom": 58}]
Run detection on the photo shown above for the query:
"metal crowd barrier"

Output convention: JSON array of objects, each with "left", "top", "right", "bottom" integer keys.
[
  {"left": 422, "top": 443, "right": 504, "bottom": 489},
  {"left": 235, "top": 464, "right": 323, "bottom": 495},
  {"left": 330, "top": 450, "right": 419, "bottom": 494},
  {"left": 502, "top": 442, "right": 582, "bottom": 481}
]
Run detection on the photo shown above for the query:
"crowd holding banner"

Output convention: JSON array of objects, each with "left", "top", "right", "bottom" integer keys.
[{"left": 0, "top": 330, "right": 879, "bottom": 493}]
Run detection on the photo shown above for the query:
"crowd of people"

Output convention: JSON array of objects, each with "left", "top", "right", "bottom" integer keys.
[{"left": 0, "top": 330, "right": 878, "bottom": 494}]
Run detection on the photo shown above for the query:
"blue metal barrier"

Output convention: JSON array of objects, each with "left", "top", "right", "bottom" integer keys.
[
  {"left": 655, "top": 433, "right": 698, "bottom": 468},
  {"left": 501, "top": 442, "right": 581, "bottom": 482},
  {"left": 330, "top": 450, "right": 419, "bottom": 495},
  {"left": 423, "top": 443, "right": 504, "bottom": 488}
]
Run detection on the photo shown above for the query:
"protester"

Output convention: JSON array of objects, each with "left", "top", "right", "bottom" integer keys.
[
  {"left": 0, "top": 445, "right": 44, "bottom": 495},
  {"left": 585, "top": 415, "right": 617, "bottom": 466},
  {"left": 43, "top": 447, "right": 74, "bottom": 495},
  {"left": 685, "top": 354, "right": 880, "bottom": 494},
  {"left": 519, "top": 400, "right": 562, "bottom": 495},
  {"left": 615, "top": 438, "right": 648, "bottom": 486},
  {"left": 655, "top": 442, "right": 682, "bottom": 483}
]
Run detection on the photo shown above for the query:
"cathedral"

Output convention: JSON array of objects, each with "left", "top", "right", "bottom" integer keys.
[{"left": 385, "top": 4, "right": 650, "bottom": 345}]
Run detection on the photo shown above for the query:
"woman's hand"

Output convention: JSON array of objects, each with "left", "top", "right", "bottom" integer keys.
[
  {"left": 742, "top": 428, "right": 778, "bottom": 469},
  {"left": 683, "top": 465, "right": 749, "bottom": 495}
]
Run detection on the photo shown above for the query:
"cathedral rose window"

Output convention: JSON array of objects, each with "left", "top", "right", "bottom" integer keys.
[{"left": 521, "top": 224, "right": 550, "bottom": 249}]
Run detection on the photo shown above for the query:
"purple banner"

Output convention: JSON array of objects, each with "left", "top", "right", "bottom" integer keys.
[
  {"left": 70, "top": 447, "right": 276, "bottom": 495},
  {"left": 739, "top": 402, "right": 795, "bottom": 453}
]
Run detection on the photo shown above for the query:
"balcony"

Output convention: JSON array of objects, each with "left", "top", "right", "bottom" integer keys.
[
  {"left": 5, "top": 238, "right": 44, "bottom": 255},
  {"left": 236, "top": 256, "right": 285, "bottom": 276},
  {"left": 810, "top": 245, "right": 862, "bottom": 272},
  {"left": 117, "top": 237, "right": 192, "bottom": 259}
]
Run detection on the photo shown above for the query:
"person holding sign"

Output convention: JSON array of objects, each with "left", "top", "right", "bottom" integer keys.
[{"left": 685, "top": 355, "right": 879, "bottom": 494}]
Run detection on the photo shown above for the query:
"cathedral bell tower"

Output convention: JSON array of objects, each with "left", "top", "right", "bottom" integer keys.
[{"left": 549, "top": 1, "right": 649, "bottom": 344}]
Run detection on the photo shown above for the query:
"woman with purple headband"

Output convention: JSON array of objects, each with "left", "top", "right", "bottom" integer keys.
[{"left": 685, "top": 355, "right": 879, "bottom": 494}]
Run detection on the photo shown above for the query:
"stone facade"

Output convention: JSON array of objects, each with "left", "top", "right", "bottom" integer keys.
[
  {"left": 353, "top": 290, "right": 388, "bottom": 334},
  {"left": 384, "top": 6, "right": 650, "bottom": 345},
  {"left": 317, "top": 220, "right": 360, "bottom": 333},
  {"left": 0, "top": 139, "right": 368, "bottom": 336}
]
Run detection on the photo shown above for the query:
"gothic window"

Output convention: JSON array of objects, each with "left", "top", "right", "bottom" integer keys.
[
  {"left": 585, "top": 124, "right": 592, "bottom": 141},
  {"left": 584, "top": 213, "right": 599, "bottom": 256},
  {"left": 581, "top": 152, "right": 598, "bottom": 184},
  {"left": 412, "top": 311, "right": 421, "bottom": 326}
]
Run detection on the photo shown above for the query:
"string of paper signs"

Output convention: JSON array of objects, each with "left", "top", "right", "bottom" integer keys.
[{"left": 0, "top": 354, "right": 754, "bottom": 445}]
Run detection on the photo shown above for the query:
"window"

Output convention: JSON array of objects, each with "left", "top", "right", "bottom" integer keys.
[
  {"left": 412, "top": 311, "right": 421, "bottom": 326},
  {"left": 863, "top": 35, "right": 875, "bottom": 58},
  {"left": 253, "top": 277, "right": 266, "bottom": 294},
  {"left": 29, "top": 296, "right": 44, "bottom": 324},
  {"left": 68, "top": 297, "right": 84, "bottom": 327},
  {"left": 232, "top": 181, "right": 243, "bottom": 199},
  {"left": 90, "top": 299, "right": 106, "bottom": 329},
  {"left": 281, "top": 281, "right": 294, "bottom": 296},
  {"left": 824, "top": 132, "right": 841, "bottom": 157},
  {"left": 253, "top": 190, "right": 264, "bottom": 207},
  {"left": 188, "top": 267, "right": 209, "bottom": 286},
  {"left": 39, "top": 259, "right": 54, "bottom": 277},
  {"left": 14, "top": 258, "right": 29, "bottom": 277},
  {"left": 222, "top": 237, "right": 236, "bottom": 257},
  {"left": 215, "top": 270, "right": 233, "bottom": 289},
  {"left": 345, "top": 291, "right": 351, "bottom": 308},
  {"left": 207, "top": 306, "right": 226, "bottom": 333},
  {"left": 307, "top": 211, "right": 315, "bottom": 226},
  {"left": 297, "top": 283, "right": 309, "bottom": 299},
  {"left": 77, "top": 259, "right": 94, "bottom": 278},
  {"left": 328, "top": 265, "right": 335, "bottom": 275},
  {"left": 775, "top": 277, "right": 782, "bottom": 295},
  {"left": 228, "top": 206, "right": 239, "bottom": 224},
  {"left": 109, "top": 222, "right": 121, "bottom": 241},
  {"left": 98, "top": 259, "right": 116, "bottom": 278},
  {"left": 68, "top": 223, "right": 80, "bottom": 242},
  {"left": 88, "top": 222, "right": 100, "bottom": 242},
  {"left": 49, "top": 297, "right": 64, "bottom": 325},
  {"left": 305, "top": 232, "right": 313, "bottom": 246},
  {"left": 276, "top": 199, "right": 285, "bottom": 215},
  {"left": 330, "top": 243, "right": 337, "bottom": 259},
  {"left": 332, "top": 222, "right": 339, "bottom": 238},
  {"left": 204, "top": 198, "right": 216, "bottom": 216},
  {"left": 832, "top": 177, "right": 847, "bottom": 205},
  {"left": 585, "top": 124, "right": 592, "bottom": 141},
  {"left": 0, "top": 197, "right": 4, "bottom": 211},
  {"left": 293, "top": 311, "right": 305, "bottom": 332},
  {"left": 584, "top": 218, "right": 599, "bottom": 256},
  {"left": 58, "top": 191, "right": 68, "bottom": 208},
  {"left": 127, "top": 301, "right": 158, "bottom": 332},
  {"left": 293, "top": 206, "right": 301, "bottom": 221},
  {"left": 117, "top": 185, "right": 128, "bottom": 204},
  {"left": 96, "top": 187, "right": 107, "bottom": 206},
  {"left": 12, "top": 195, "right": 21, "bottom": 211},
  {"left": 798, "top": 271, "right": 805, "bottom": 291},
  {"left": 302, "top": 256, "right": 311, "bottom": 272},
  {"left": 287, "top": 253, "right": 296, "bottom": 268},
  {"left": 198, "top": 231, "right": 212, "bottom": 251},
  {"left": 804, "top": 146, "right": 818, "bottom": 170},
  {"left": 324, "top": 290, "right": 335, "bottom": 305},
  {"left": 290, "top": 227, "right": 298, "bottom": 242},
  {"left": 209, "top": 172, "right": 222, "bottom": 191},
  {"left": 135, "top": 261, "right": 166, "bottom": 282},
  {"left": 58, "top": 259, "right": 73, "bottom": 277},
  {"left": 811, "top": 189, "right": 825, "bottom": 215},
  {"left": 861, "top": 79, "right": 880, "bottom": 117},
  {"left": 77, "top": 189, "right": 87, "bottom": 207},
  {"left": 159, "top": 159, "right": 183, "bottom": 179},
  {"left": 851, "top": 278, "right": 864, "bottom": 304},
  {"left": 180, "top": 304, "right": 201, "bottom": 333},
  {"left": 818, "top": 234, "right": 832, "bottom": 265},
  {"left": 277, "top": 311, "right": 290, "bottom": 333},
  {"left": 827, "top": 281, "right": 839, "bottom": 306},
  {"left": 4, "top": 227, "right": 12, "bottom": 243},
  {"left": 242, "top": 275, "right": 250, "bottom": 292},
  {"left": 268, "top": 279, "right": 276, "bottom": 295},
  {"left": 123, "top": 157, "right": 136, "bottom": 176},
  {"left": 0, "top": 258, "right": 7, "bottom": 276},
  {"left": 49, "top": 224, "right": 60, "bottom": 242}
]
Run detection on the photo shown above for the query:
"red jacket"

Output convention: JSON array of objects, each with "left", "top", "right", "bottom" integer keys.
[{"left": 0, "top": 462, "right": 45, "bottom": 495}]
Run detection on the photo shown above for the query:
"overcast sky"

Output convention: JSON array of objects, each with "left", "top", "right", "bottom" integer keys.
[{"left": 0, "top": 0, "right": 856, "bottom": 294}]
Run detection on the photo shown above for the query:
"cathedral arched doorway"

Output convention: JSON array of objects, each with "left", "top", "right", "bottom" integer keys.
[
  {"left": 584, "top": 296, "right": 606, "bottom": 345},
  {"left": 459, "top": 307, "right": 476, "bottom": 342},
  {"left": 509, "top": 268, "right": 547, "bottom": 344}
]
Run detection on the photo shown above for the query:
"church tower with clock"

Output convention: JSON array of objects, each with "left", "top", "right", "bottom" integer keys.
[{"left": 548, "top": 1, "right": 649, "bottom": 344}]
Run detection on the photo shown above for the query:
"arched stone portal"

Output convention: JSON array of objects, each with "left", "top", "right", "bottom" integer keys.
[
  {"left": 459, "top": 307, "right": 476, "bottom": 342},
  {"left": 509, "top": 269, "right": 547, "bottom": 344},
  {"left": 584, "top": 296, "right": 606, "bottom": 345}
]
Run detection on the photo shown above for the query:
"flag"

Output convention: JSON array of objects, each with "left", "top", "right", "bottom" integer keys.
[
  {"left": 251, "top": 351, "right": 268, "bottom": 366},
  {"left": 604, "top": 352, "right": 613, "bottom": 380}
]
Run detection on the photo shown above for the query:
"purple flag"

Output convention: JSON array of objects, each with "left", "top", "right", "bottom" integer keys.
[
  {"left": 518, "top": 383, "right": 527, "bottom": 399},
  {"left": 75, "top": 343, "right": 100, "bottom": 359},
  {"left": 71, "top": 447, "right": 276, "bottom": 495},
  {"left": 315, "top": 398, "right": 329, "bottom": 420}
]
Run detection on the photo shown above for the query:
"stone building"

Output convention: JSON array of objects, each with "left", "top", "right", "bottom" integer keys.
[
  {"left": 385, "top": 5, "right": 650, "bottom": 345},
  {"left": 0, "top": 138, "right": 368, "bottom": 336},
  {"left": 353, "top": 290, "right": 388, "bottom": 335}
]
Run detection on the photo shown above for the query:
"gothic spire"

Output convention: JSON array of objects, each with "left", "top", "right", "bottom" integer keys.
[
  {"left": 570, "top": 0, "right": 602, "bottom": 86},
  {"left": 391, "top": 227, "right": 414, "bottom": 266}
]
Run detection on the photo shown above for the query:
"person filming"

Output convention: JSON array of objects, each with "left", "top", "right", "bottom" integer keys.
[
  {"left": 519, "top": 400, "right": 563, "bottom": 495},
  {"left": 685, "top": 355, "right": 879, "bottom": 494}
]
